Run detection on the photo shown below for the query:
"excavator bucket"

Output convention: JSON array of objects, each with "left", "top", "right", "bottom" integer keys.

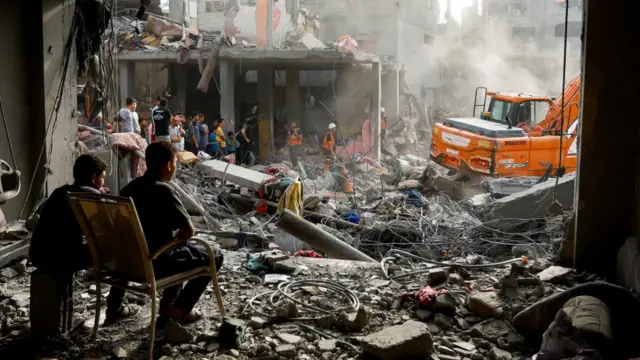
[
  {"left": 422, "top": 167, "right": 487, "bottom": 200},
  {"left": 0, "top": 160, "right": 21, "bottom": 204}
]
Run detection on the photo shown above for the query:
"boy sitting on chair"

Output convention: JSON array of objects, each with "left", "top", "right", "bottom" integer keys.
[{"left": 108, "top": 141, "right": 224, "bottom": 323}]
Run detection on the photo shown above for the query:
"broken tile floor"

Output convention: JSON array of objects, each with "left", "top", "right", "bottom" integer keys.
[{"left": 0, "top": 247, "right": 604, "bottom": 360}]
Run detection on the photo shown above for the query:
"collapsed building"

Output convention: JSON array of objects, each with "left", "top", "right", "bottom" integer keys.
[{"left": 4, "top": 1, "right": 640, "bottom": 360}]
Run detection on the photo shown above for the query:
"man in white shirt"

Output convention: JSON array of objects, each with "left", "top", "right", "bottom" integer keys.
[
  {"left": 169, "top": 114, "right": 185, "bottom": 151},
  {"left": 118, "top": 97, "right": 141, "bottom": 134}
]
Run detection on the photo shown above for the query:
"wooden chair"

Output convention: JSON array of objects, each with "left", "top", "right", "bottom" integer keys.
[{"left": 67, "top": 192, "right": 225, "bottom": 360}]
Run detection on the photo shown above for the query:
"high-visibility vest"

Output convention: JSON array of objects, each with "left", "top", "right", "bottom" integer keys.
[
  {"left": 288, "top": 130, "right": 302, "bottom": 146},
  {"left": 322, "top": 131, "right": 335, "bottom": 152}
]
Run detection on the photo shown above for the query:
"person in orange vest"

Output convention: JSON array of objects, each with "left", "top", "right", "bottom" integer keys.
[
  {"left": 380, "top": 107, "right": 388, "bottom": 138},
  {"left": 287, "top": 122, "right": 303, "bottom": 167},
  {"left": 322, "top": 123, "right": 337, "bottom": 172}
]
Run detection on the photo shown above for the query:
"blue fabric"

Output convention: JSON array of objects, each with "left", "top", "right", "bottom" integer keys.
[
  {"left": 341, "top": 210, "right": 360, "bottom": 224},
  {"left": 404, "top": 189, "right": 426, "bottom": 207}
]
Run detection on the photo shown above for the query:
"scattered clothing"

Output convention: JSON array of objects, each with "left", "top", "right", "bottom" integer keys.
[{"left": 109, "top": 133, "right": 148, "bottom": 177}]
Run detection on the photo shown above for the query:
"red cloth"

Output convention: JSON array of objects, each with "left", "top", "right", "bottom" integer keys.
[
  {"left": 109, "top": 133, "right": 148, "bottom": 177},
  {"left": 294, "top": 250, "right": 323, "bottom": 258},
  {"left": 401, "top": 286, "right": 449, "bottom": 307}
]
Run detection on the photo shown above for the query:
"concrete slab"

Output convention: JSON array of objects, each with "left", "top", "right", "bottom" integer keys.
[
  {"left": 197, "top": 160, "right": 274, "bottom": 192},
  {"left": 219, "top": 47, "right": 379, "bottom": 64},
  {"left": 274, "top": 257, "right": 379, "bottom": 273},
  {"left": 485, "top": 173, "right": 575, "bottom": 227},
  {"left": 361, "top": 320, "right": 433, "bottom": 360}
]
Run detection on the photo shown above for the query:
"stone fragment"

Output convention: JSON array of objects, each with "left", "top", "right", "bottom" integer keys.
[
  {"left": 276, "top": 344, "right": 297, "bottom": 358},
  {"left": 468, "top": 292, "right": 504, "bottom": 318},
  {"left": 112, "top": 347, "right": 127, "bottom": 358},
  {"left": 164, "top": 320, "right": 195, "bottom": 344},
  {"left": 218, "top": 317, "right": 246, "bottom": 349},
  {"left": 361, "top": 320, "right": 433, "bottom": 360},
  {"left": 471, "top": 319, "right": 524, "bottom": 345},
  {"left": 427, "top": 268, "right": 448, "bottom": 286},
  {"left": 337, "top": 307, "right": 370, "bottom": 332},
  {"left": 318, "top": 339, "right": 337, "bottom": 352},
  {"left": 277, "top": 333, "right": 303, "bottom": 344},
  {"left": 434, "top": 292, "right": 457, "bottom": 315},
  {"left": 490, "top": 346, "right": 512, "bottom": 360},
  {"left": 434, "top": 313, "right": 454, "bottom": 330},
  {"left": 248, "top": 316, "right": 267, "bottom": 330},
  {"left": 536, "top": 265, "right": 574, "bottom": 284},
  {"left": 454, "top": 317, "right": 470, "bottom": 329},
  {"left": 416, "top": 309, "right": 432, "bottom": 321}
]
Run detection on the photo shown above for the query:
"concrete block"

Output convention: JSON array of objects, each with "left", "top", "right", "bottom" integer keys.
[
  {"left": 361, "top": 320, "right": 433, "bottom": 360},
  {"left": 486, "top": 173, "right": 575, "bottom": 227},
  {"left": 197, "top": 160, "right": 274, "bottom": 192}
]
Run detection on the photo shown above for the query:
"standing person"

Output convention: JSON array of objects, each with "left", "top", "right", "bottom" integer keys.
[
  {"left": 107, "top": 142, "right": 224, "bottom": 323},
  {"left": 194, "top": 113, "right": 207, "bottom": 153},
  {"left": 321, "top": 123, "right": 337, "bottom": 172},
  {"left": 287, "top": 122, "right": 303, "bottom": 167},
  {"left": 169, "top": 115, "right": 185, "bottom": 151},
  {"left": 208, "top": 122, "right": 220, "bottom": 156},
  {"left": 118, "top": 97, "right": 139, "bottom": 133},
  {"left": 139, "top": 118, "right": 151, "bottom": 145},
  {"left": 216, "top": 119, "right": 227, "bottom": 155},
  {"left": 226, "top": 131, "right": 237, "bottom": 162},
  {"left": 185, "top": 112, "right": 200, "bottom": 155},
  {"left": 152, "top": 98, "right": 172, "bottom": 143},
  {"left": 236, "top": 122, "right": 254, "bottom": 166},
  {"left": 131, "top": 101, "right": 141, "bottom": 134},
  {"left": 380, "top": 107, "right": 387, "bottom": 139},
  {"left": 151, "top": 95, "right": 162, "bottom": 111}
]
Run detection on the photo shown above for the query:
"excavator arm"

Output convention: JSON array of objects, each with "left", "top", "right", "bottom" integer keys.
[{"left": 537, "top": 75, "right": 581, "bottom": 133}]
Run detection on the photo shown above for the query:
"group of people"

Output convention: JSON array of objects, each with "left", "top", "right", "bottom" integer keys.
[
  {"left": 29, "top": 143, "right": 222, "bottom": 324},
  {"left": 114, "top": 96, "right": 255, "bottom": 166}
]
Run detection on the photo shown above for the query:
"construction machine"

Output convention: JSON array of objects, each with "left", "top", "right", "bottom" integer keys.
[{"left": 428, "top": 75, "right": 581, "bottom": 197}]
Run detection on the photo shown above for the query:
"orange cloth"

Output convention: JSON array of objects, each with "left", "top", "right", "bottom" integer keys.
[{"left": 381, "top": 117, "right": 387, "bottom": 129}]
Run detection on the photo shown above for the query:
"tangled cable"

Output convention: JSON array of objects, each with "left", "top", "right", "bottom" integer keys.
[
  {"left": 380, "top": 248, "right": 528, "bottom": 280},
  {"left": 249, "top": 279, "right": 360, "bottom": 320}
]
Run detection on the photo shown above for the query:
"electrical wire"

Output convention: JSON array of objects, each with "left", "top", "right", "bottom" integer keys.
[{"left": 552, "top": 0, "right": 571, "bottom": 202}]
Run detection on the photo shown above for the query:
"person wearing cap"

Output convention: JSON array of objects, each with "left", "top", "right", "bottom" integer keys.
[{"left": 321, "top": 123, "right": 337, "bottom": 171}]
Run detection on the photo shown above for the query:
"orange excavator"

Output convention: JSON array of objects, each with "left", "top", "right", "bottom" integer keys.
[{"left": 429, "top": 75, "right": 581, "bottom": 190}]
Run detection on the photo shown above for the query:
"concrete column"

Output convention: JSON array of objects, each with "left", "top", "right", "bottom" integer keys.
[
  {"left": 119, "top": 61, "right": 135, "bottom": 107},
  {"left": 383, "top": 66, "right": 400, "bottom": 119},
  {"left": 371, "top": 62, "right": 382, "bottom": 161},
  {"left": 169, "top": 0, "right": 184, "bottom": 23},
  {"left": 220, "top": 59, "right": 236, "bottom": 131},
  {"left": 286, "top": 67, "right": 300, "bottom": 126},
  {"left": 257, "top": 66, "right": 274, "bottom": 160},
  {"left": 266, "top": 0, "right": 274, "bottom": 48},
  {"left": 573, "top": 0, "right": 638, "bottom": 275},
  {"left": 170, "top": 65, "right": 187, "bottom": 114}
]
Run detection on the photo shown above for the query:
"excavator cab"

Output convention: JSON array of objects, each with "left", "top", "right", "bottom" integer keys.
[
  {"left": 478, "top": 92, "right": 553, "bottom": 132},
  {"left": 0, "top": 159, "right": 20, "bottom": 205}
]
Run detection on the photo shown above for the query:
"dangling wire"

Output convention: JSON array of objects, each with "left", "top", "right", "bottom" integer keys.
[
  {"left": 552, "top": 0, "right": 571, "bottom": 201},
  {"left": 0, "top": 97, "right": 18, "bottom": 171}
]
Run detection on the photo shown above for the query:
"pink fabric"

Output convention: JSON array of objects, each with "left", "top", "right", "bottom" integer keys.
[
  {"left": 109, "top": 133, "right": 147, "bottom": 177},
  {"left": 335, "top": 119, "right": 372, "bottom": 160}
]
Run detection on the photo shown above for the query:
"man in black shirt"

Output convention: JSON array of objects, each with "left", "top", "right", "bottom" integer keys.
[
  {"left": 152, "top": 98, "right": 172, "bottom": 143},
  {"left": 29, "top": 155, "right": 139, "bottom": 323},
  {"left": 107, "top": 142, "right": 223, "bottom": 323}
]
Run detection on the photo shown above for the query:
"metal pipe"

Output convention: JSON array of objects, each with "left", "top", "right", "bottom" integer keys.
[{"left": 275, "top": 209, "right": 376, "bottom": 263}]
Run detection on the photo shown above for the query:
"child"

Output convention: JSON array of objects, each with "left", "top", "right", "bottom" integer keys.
[
  {"left": 208, "top": 128, "right": 219, "bottom": 156},
  {"left": 227, "top": 131, "right": 237, "bottom": 157}
]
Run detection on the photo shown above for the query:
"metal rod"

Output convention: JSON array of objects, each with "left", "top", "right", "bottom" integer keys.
[{"left": 275, "top": 209, "right": 376, "bottom": 263}]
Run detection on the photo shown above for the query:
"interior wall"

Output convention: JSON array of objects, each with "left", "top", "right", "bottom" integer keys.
[{"left": 0, "top": 2, "right": 47, "bottom": 221}]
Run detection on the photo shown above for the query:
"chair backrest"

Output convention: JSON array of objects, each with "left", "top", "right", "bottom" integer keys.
[{"left": 67, "top": 192, "right": 153, "bottom": 282}]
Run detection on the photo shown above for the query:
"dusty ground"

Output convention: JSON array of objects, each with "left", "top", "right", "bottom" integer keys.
[{"left": 0, "top": 242, "right": 601, "bottom": 360}]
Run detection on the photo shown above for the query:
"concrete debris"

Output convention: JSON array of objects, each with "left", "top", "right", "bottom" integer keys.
[{"left": 361, "top": 320, "right": 433, "bottom": 360}]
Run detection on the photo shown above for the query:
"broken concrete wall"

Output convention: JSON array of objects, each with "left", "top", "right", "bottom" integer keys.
[
  {"left": 133, "top": 63, "right": 170, "bottom": 115},
  {"left": 485, "top": 173, "right": 575, "bottom": 228},
  {"left": 43, "top": 0, "right": 79, "bottom": 192}
]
